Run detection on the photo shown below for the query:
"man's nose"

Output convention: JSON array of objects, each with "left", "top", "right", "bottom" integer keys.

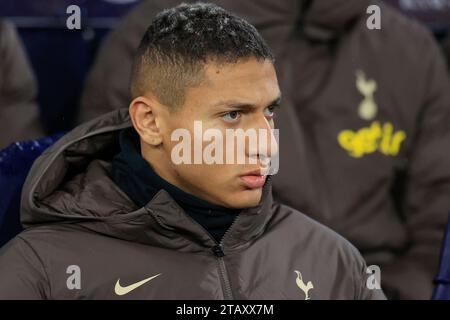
[{"left": 247, "top": 115, "right": 279, "bottom": 164}]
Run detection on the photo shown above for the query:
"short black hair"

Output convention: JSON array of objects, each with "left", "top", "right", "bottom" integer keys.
[{"left": 130, "top": 2, "right": 274, "bottom": 109}]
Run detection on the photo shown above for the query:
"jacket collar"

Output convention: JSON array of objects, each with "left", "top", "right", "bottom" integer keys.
[{"left": 145, "top": 176, "right": 274, "bottom": 252}]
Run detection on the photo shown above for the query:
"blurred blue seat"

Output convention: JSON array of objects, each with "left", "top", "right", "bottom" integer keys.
[
  {"left": 433, "top": 213, "right": 450, "bottom": 300},
  {"left": 0, "top": 0, "right": 139, "bottom": 134},
  {"left": 0, "top": 133, "right": 63, "bottom": 248}
]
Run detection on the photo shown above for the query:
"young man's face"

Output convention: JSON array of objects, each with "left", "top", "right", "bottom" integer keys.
[{"left": 148, "top": 58, "right": 280, "bottom": 209}]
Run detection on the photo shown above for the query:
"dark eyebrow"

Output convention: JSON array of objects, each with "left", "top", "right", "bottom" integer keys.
[
  {"left": 269, "top": 95, "right": 282, "bottom": 107},
  {"left": 211, "top": 94, "right": 282, "bottom": 110}
]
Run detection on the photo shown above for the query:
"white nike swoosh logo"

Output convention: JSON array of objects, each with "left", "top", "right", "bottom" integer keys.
[{"left": 114, "top": 273, "right": 161, "bottom": 296}]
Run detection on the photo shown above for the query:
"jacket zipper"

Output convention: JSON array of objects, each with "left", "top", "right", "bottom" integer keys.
[
  {"left": 212, "top": 244, "right": 233, "bottom": 300},
  {"left": 211, "top": 213, "right": 242, "bottom": 300},
  {"left": 149, "top": 205, "right": 240, "bottom": 300}
]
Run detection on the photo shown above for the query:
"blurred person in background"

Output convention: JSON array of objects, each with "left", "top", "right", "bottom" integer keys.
[
  {"left": 0, "top": 20, "right": 43, "bottom": 149},
  {"left": 77, "top": 0, "right": 450, "bottom": 299}
]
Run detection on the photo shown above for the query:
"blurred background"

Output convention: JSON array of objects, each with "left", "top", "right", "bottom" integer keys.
[
  {"left": 0, "top": 0, "right": 448, "bottom": 136},
  {"left": 0, "top": 0, "right": 140, "bottom": 134}
]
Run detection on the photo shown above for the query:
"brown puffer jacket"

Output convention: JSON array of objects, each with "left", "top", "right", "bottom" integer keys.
[
  {"left": 0, "top": 20, "right": 43, "bottom": 149},
  {"left": 0, "top": 109, "right": 385, "bottom": 300},
  {"left": 77, "top": 0, "right": 450, "bottom": 299}
]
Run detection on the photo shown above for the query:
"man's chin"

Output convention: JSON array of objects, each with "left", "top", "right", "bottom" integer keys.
[{"left": 224, "top": 189, "right": 263, "bottom": 209}]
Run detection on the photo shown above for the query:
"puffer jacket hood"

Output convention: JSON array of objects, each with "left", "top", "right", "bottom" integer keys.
[
  {"left": 300, "top": 0, "right": 370, "bottom": 40},
  {"left": 217, "top": 0, "right": 370, "bottom": 39},
  {"left": 21, "top": 109, "right": 133, "bottom": 227}
]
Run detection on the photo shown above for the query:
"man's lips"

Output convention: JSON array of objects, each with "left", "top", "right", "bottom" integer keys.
[{"left": 239, "top": 169, "right": 268, "bottom": 189}]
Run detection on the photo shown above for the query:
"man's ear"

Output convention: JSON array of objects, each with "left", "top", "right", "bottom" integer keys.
[{"left": 129, "top": 96, "right": 163, "bottom": 147}]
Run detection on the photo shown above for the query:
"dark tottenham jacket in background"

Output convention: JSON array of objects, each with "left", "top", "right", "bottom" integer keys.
[
  {"left": 77, "top": 0, "right": 450, "bottom": 299},
  {"left": 0, "top": 109, "right": 385, "bottom": 300}
]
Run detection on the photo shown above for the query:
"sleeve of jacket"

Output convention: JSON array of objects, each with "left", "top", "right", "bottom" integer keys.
[
  {"left": 381, "top": 32, "right": 450, "bottom": 300},
  {"left": 349, "top": 244, "right": 386, "bottom": 300},
  {"left": 0, "top": 236, "right": 49, "bottom": 299},
  {"left": 356, "top": 261, "right": 386, "bottom": 300}
]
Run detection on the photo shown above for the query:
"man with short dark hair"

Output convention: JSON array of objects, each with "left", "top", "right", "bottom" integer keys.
[{"left": 0, "top": 3, "right": 385, "bottom": 299}]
